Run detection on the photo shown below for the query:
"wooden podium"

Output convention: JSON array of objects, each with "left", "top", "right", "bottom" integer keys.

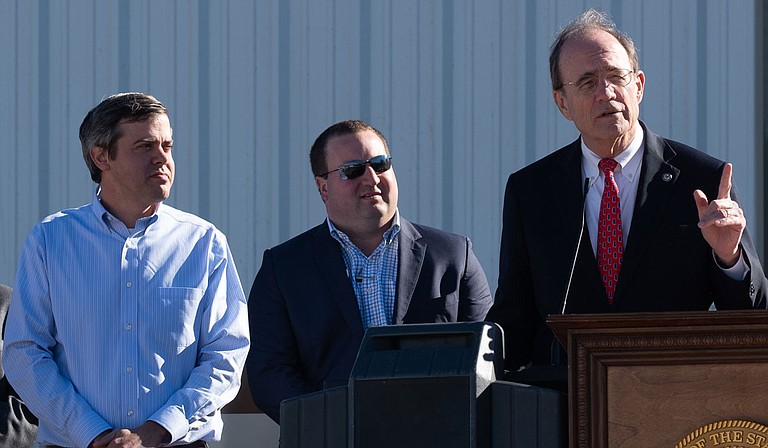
[{"left": 547, "top": 310, "right": 768, "bottom": 448}]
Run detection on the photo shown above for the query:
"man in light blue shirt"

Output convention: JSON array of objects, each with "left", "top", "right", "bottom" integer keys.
[{"left": 3, "top": 93, "right": 249, "bottom": 448}]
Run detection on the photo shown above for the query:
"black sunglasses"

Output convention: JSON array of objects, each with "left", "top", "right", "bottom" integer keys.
[{"left": 320, "top": 155, "right": 393, "bottom": 180}]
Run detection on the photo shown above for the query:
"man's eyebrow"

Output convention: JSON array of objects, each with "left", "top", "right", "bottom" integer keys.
[
  {"left": 575, "top": 70, "right": 597, "bottom": 79},
  {"left": 575, "top": 66, "right": 625, "bottom": 79},
  {"left": 131, "top": 136, "right": 165, "bottom": 145}
]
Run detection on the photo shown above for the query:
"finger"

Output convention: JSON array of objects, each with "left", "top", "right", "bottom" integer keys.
[
  {"left": 693, "top": 189, "right": 709, "bottom": 218},
  {"left": 717, "top": 162, "right": 733, "bottom": 200},
  {"left": 92, "top": 430, "right": 116, "bottom": 448}
]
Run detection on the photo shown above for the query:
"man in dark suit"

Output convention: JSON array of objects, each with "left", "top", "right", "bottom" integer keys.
[
  {"left": 246, "top": 119, "right": 493, "bottom": 423},
  {"left": 487, "top": 9, "right": 767, "bottom": 375}
]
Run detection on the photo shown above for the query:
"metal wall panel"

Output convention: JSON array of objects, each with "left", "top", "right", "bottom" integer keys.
[{"left": 0, "top": 0, "right": 761, "bottom": 303}]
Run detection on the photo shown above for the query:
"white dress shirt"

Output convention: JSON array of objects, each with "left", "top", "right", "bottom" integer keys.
[{"left": 580, "top": 128, "right": 747, "bottom": 280}]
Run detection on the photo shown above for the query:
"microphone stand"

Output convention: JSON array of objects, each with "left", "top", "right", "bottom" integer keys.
[{"left": 551, "top": 177, "right": 591, "bottom": 367}]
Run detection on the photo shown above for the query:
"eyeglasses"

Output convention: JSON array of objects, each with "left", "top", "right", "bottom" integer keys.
[
  {"left": 563, "top": 69, "right": 635, "bottom": 94},
  {"left": 320, "top": 154, "right": 393, "bottom": 180}
]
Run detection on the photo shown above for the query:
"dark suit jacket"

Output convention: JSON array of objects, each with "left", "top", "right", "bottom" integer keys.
[
  {"left": 487, "top": 122, "right": 767, "bottom": 372},
  {"left": 246, "top": 218, "right": 493, "bottom": 422},
  {"left": 0, "top": 284, "right": 37, "bottom": 447}
]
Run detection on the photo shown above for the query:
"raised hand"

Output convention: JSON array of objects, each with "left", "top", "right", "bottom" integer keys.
[{"left": 693, "top": 163, "right": 744, "bottom": 267}]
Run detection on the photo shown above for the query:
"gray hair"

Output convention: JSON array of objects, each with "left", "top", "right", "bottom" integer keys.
[{"left": 549, "top": 9, "right": 639, "bottom": 90}]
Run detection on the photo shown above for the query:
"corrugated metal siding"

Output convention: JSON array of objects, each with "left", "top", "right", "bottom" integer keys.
[{"left": 0, "top": 0, "right": 761, "bottom": 299}]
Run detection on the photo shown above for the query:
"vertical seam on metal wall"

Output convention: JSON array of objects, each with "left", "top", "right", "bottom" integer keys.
[
  {"left": 278, "top": 1, "right": 290, "bottom": 241},
  {"left": 442, "top": 1, "right": 454, "bottom": 229},
  {"left": 38, "top": 1, "right": 50, "bottom": 219},
  {"left": 360, "top": 0, "right": 371, "bottom": 121},
  {"left": 524, "top": 1, "right": 536, "bottom": 164},
  {"left": 696, "top": 2, "right": 707, "bottom": 153},
  {"left": 198, "top": 0, "right": 210, "bottom": 218}
]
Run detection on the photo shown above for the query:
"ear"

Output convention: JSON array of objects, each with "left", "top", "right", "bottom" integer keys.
[
  {"left": 89, "top": 146, "right": 111, "bottom": 172},
  {"left": 634, "top": 70, "right": 646, "bottom": 105},
  {"left": 552, "top": 89, "right": 573, "bottom": 121},
  {"left": 315, "top": 176, "right": 328, "bottom": 203}
]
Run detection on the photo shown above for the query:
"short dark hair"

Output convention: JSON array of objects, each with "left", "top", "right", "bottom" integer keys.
[
  {"left": 549, "top": 9, "right": 639, "bottom": 91},
  {"left": 309, "top": 120, "right": 390, "bottom": 177},
  {"left": 79, "top": 92, "right": 168, "bottom": 183}
]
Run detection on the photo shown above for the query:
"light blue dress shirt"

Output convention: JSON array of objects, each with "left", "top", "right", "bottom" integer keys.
[{"left": 3, "top": 191, "right": 250, "bottom": 448}]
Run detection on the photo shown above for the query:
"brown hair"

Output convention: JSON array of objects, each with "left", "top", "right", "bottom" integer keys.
[
  {"left": 79, "top": 92, "right": 168, "bottom": 183},
  {"left": 310, "top": 120, "right": 389, "bottom": 177}
]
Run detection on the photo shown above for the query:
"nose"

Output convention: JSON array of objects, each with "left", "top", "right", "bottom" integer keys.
[
  {"left": 593, "top": 77, "right": 617, "bottom": 101},
  {"left": 153, "top": 145, "right": 172, "bottom": 164},
  {"left": 358, "top": 164, "right": 380, "bottom": 184}
]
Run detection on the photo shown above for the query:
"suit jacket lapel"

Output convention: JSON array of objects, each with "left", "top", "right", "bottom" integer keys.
[
  {"left": 394, "top": 219, "right": 425, "bottom": 323},
  {"left": 555, "top": 140, "right": 591, "bottom": 242},
  {"left": 311, "top": 222, "right": 365, "bottom": 335},
  {"left": 617, "top": 124, "right": 680, "bottom": 296},
  {"left": 555, "top": 139, "right": 605, "bottom": 308}
]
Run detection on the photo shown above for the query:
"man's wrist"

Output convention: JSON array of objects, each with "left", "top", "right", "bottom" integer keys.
[
  {"left": 139, "top": 420, "right": 172, "bottom": 446},
  {"left": 714, "top": 247, "right": 750, "bottom": 282},
  {"left": 714, "top": 246, "right": 741, "bottom": 269}
]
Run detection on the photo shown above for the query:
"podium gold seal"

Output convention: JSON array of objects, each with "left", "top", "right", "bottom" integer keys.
[{"left": 675, "top": 420, "right": 768, "bottom": 448}]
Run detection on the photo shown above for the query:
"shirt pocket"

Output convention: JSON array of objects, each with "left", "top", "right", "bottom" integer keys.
[{"left": 153, "top": 287, "right": 204, "bottom": 350}]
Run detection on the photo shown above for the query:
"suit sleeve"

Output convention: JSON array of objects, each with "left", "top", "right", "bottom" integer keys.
[
  {"left": 485, "top": 174, "right": 542, "bottom": 371},
  {"left": 457, "top": 238, "right": 493, "bottom": 322},
  {"left": 712, "top": 182, "right": 767, "bottom": 310},
  {"left": 246, "top": 249, "right": 314, "bottom": 423}
]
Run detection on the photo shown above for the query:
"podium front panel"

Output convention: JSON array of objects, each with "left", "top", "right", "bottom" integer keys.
[
  {"left": 548, "top": 310, "right": 768, "bottom": 448},
  {"left": 353, "top": 376, "right": 472, "bottom": 448},
  {"left": 607, "top": 363, "right": 768, "bottom": 446}
]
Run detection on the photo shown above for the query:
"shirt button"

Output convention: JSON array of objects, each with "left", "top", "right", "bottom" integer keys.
[
  {"left": 126, "top": 281, "right": 133, "bottom": 288},
  {"left": 125, "top": 323, "right": 133, "bottom": 331},
  {"left": 127, "top": 410, "right": 134, "bottom": 417},
  {"left": 126, "top": 366, "right": 133, "bottom": 373}
]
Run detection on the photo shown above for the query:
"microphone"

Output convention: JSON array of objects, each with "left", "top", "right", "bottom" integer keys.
[{"left": 560, "top": 177, "right": 591, "bottom": 314}]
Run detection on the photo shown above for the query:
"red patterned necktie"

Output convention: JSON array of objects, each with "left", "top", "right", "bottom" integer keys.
[{"left": 597, "top": 158, "right": 623, "bottom": 304}]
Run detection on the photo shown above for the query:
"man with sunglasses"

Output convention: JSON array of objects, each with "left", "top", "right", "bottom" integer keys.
[
  {"left": 246, "top": 119, "right": 493, "bottom": 423},
  {"left": 487, "top": 9, "right": 767, "bottom": 386}
]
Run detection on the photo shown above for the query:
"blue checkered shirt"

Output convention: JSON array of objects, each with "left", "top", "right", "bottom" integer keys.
[{"left": 328, "top": 215, "right": 400, "bottom": 329}]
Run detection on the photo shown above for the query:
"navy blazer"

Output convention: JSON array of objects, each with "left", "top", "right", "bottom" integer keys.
[
  {"left": 487, "top": 122, "right": 767, "bottom": 372},
  {"left": 246, "top": 218, "right": 492, "bottom": 422}
]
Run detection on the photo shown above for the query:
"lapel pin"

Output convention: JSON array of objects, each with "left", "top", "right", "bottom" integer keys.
[{"left": 662, "top": 173, "right": 673, "bottom": 182}]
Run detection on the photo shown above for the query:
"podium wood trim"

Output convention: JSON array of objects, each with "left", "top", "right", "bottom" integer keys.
[{"left": 547, "top": 310, "right": 768, "bottom": 448}]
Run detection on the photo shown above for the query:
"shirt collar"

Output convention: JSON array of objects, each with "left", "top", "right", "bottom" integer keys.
[
  {"left": 327, "top": 209, "right": 401, "bottom": 245},
  {"left": 91, "top": 185, "right": 161, "bottom": 233},
  {"left": 581, "top": 126, "right": 644, "bottom": 187}
]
